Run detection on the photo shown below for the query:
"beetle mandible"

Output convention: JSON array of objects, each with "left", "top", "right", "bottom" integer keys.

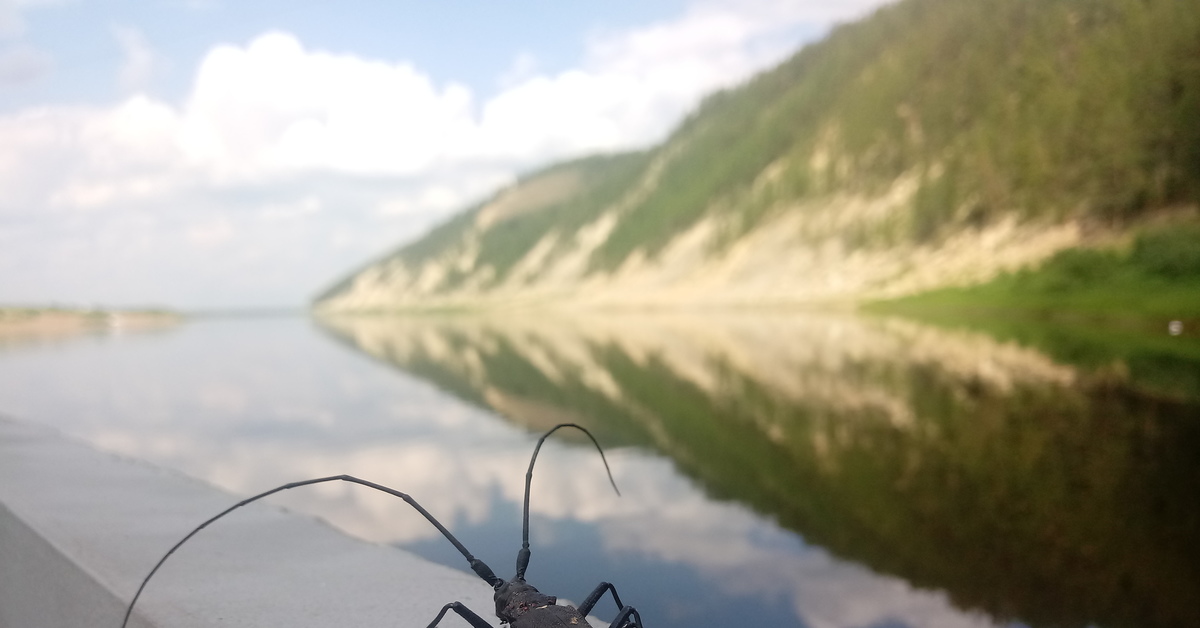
[{"left": 120, "top": 422, "right": 643, "bottom": 628}]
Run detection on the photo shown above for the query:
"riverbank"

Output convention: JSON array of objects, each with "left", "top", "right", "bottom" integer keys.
[
  {"left": 866, "top": 222, "right": 1200, "bottom": 328},
  {"left": 863, "top": 223, "right": 1200, "bottom": 400},
  {"left": 0, "top": 307, "right": 182, "bottom": 344}
]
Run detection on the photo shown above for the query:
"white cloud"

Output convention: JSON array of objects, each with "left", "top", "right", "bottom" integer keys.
[
  {"left": 179, "top": 32, "right": 479, "bottom": 179},
  {"left": 185, "top": 215, "right": 235, "bottom": 246},
  {"left": 260, "top": 196, "right": 321, "bottom": 221},
  {"left": 472, "top": 0, "right": 823, "bottom": 161},
  {"left": 47, "top": 96, "right": 184, "bottom": 208},
  {"left": 377, "top": 184, "right": 479, "bottom": 217},
  {"left": 0, "top": 0, "right": 895, "bottom": 308}
]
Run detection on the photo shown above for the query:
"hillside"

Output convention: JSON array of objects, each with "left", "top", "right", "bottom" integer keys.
[{"left": 315, "top": 0, "right": 1200, "bottom": 312}]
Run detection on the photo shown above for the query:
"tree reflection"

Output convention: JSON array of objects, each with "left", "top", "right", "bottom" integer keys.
[{"left": 318, "top": 312, "right": 1200, "bottom": 628}]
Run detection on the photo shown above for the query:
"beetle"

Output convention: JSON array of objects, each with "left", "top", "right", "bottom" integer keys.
[{"left": 120, "top": 422, "right": 643, "bottom": 628}]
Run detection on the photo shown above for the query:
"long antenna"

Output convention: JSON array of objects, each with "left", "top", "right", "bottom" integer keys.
[
  {"left": 515, "top": 423, "right": 619, "bottom": 580},
  {"left": 120, "top": 474, "right": 503, "bottom": 628}
]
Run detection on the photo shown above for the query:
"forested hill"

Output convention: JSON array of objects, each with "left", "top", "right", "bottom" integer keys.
[{"left": 315, "top": 0, "right": 1200, "bottom": 311}]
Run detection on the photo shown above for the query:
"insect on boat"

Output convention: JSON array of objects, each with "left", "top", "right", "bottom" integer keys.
[{"left": 120, "top": 422, "right": 644, "bottom": 628}]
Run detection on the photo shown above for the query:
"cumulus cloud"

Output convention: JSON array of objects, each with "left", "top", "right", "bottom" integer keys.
[
  {"left": 0, "top": 0, "right": 895, "bottom": 308},
  {"left": 4, "top": 1, "right": 842, "bottom": 209},
  {"left": 179, "top": 32, "right": 478, "bottom": 178},
  {"left": 472, "top": 0, "right": 834, "bottom": 161}
]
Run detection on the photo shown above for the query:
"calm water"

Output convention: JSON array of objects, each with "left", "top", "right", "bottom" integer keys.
[{"left": 0, "top": 312, "right": 1197, "bottom": 628}]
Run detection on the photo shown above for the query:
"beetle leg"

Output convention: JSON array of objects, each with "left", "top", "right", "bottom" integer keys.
[
  {"left": 425, "top": 601, "right": 495, "bottom": 628},
  {"left": 607, "top": 605, "right": 643, "bottom": 628},
  {"left": 577, "top": 582, "right": 625, "bottom": 617},
  {"left": 577, "top": 582, "right": 643, "bottom": 627}
]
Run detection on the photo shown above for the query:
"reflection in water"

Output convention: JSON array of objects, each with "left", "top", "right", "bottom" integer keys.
[
  {"left": 317, "top": 312, "right": 1200, "bottom": 628},
  {"left": 0, "top": 314, "right": 1195, "bottom": 628},
  {"left": 0, "top": 316, "right": 1005, "bottom": 628}
]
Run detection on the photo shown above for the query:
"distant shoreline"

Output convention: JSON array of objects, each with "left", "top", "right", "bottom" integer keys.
[{"left": 0, "top": 307, "right": 182, "bottom": 341}]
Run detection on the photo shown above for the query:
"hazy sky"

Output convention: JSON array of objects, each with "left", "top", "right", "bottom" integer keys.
[{"left": 0, "top": 0, "right": 891, "bottom": 310}]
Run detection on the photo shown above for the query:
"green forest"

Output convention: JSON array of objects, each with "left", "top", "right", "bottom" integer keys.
[{"left": 596, "top": 0, "right": 1200, "bottom": 257}]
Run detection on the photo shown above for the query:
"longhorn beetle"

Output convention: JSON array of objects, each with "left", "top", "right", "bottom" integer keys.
[{"left": 120, "top": 423, "right": 644, "bottom": 628}]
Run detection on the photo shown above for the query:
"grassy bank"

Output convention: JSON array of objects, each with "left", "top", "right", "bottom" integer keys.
[
  {"left": 866, "top": 222, "right": 1200, "bottom": 398},
  {"left": 868, "top": 222, "right": 1200, "bottom": 324}
]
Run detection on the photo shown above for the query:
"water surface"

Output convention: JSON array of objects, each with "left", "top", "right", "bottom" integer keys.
[{"left": 0, "top": 312, "right": 1196, "bottom": 628}]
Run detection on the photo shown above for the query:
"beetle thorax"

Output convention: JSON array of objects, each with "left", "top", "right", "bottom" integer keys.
[{"left": 495, "top": 578, "right": 558, "bottom": 623}]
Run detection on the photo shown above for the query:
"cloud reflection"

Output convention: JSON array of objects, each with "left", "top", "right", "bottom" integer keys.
[{"left": 0, "top": 315, "right": 1030, "bottom": 628}]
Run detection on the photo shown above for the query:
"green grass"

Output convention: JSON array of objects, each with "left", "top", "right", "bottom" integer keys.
[
  {"left": 869, "top": 223, "right": 1200, "bottom": 322},
  {"left": 873, "top": 278, "right": 1200, "bottom": 322},
  {"left": 867, "top": 223, "right": 1200, "bottom": 398}
]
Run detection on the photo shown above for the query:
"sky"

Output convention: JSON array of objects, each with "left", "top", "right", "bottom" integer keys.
[{"left": 0, "top": 0, "right": 893, "bottom": 310}]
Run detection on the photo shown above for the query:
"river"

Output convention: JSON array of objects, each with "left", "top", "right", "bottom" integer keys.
[{"left": 0, "top": 311, "right": 1196, "bottom": 628}]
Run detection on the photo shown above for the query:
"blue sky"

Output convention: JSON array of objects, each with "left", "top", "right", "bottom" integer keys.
[
  {"left": 3, "top": 1, "right": 700, "bottom": 109},
  {"left": 0, "top": 0, "right": 891, "bottom": 309}
]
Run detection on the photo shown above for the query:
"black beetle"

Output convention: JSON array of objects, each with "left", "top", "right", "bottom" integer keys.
[{"left": 120, "top": 422, "right": 643, "bottom": 628}]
